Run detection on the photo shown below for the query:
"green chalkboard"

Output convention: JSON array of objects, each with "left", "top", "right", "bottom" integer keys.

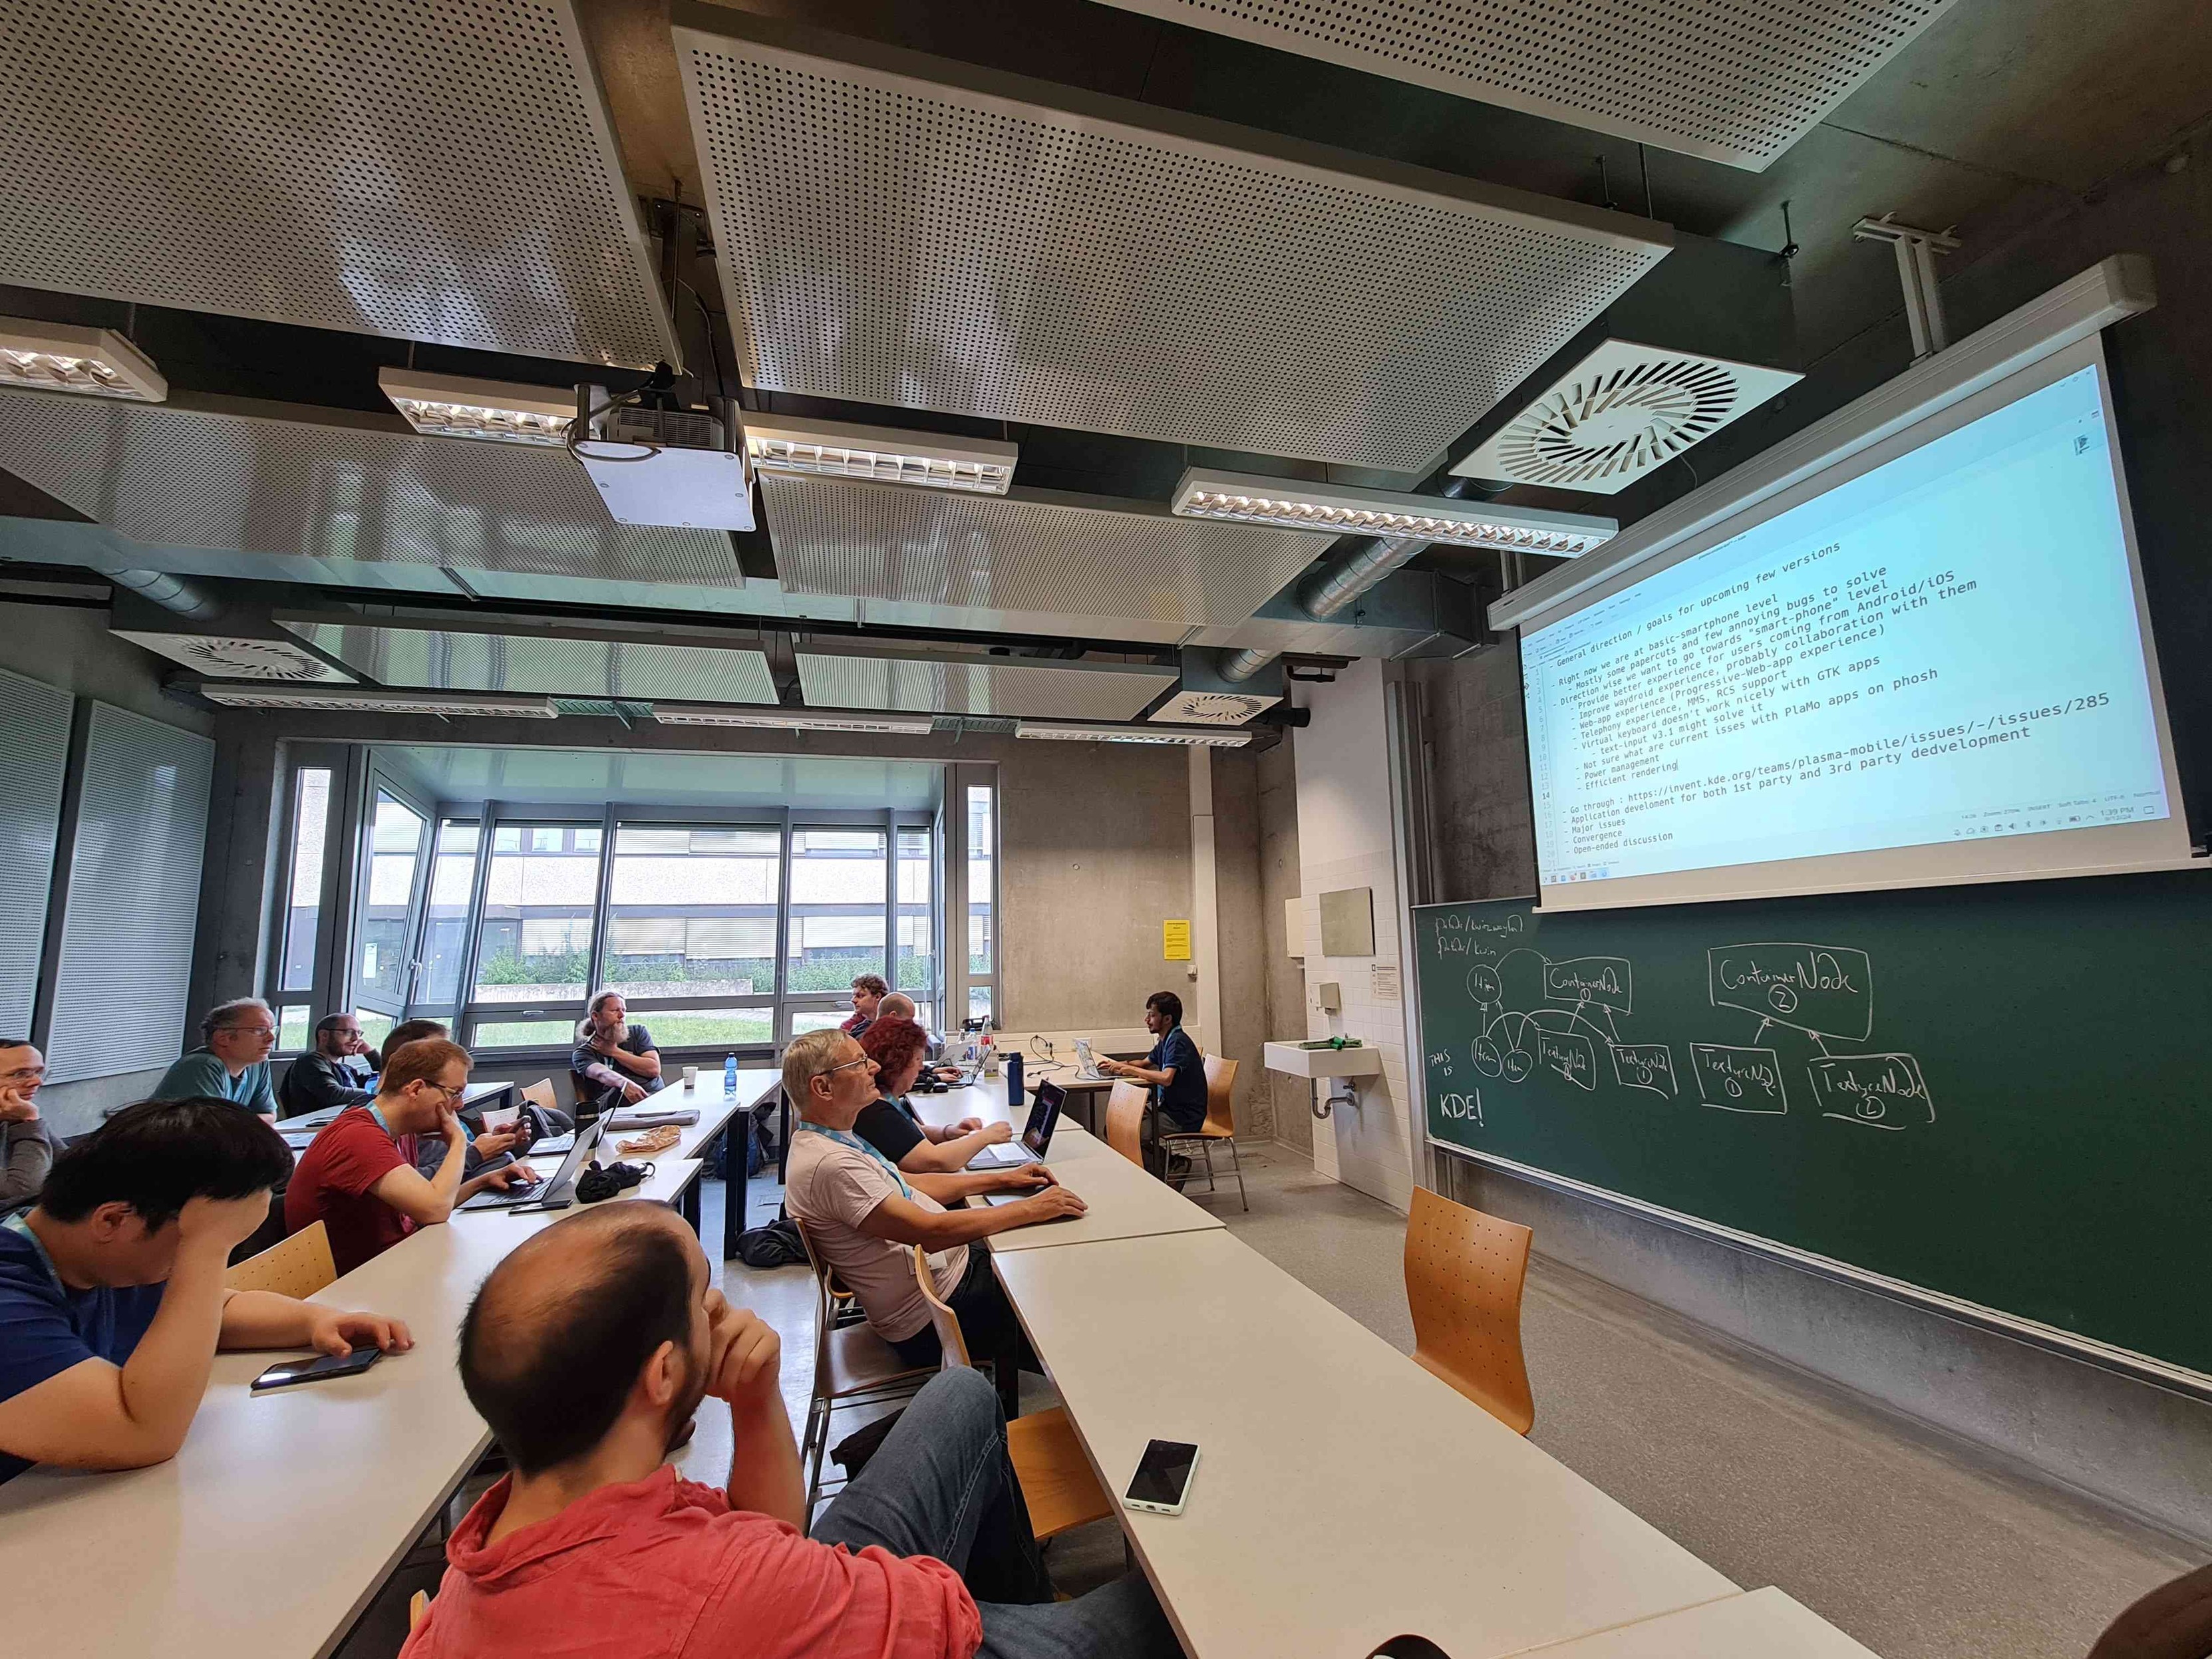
[{"left": 1414, "top": 871, "right": 2211, "bottom": 1375}]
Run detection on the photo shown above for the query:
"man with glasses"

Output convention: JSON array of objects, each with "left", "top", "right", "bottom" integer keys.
[
  {"left": 277, "top": 1013, "right": 375, "bottom": 1120},
  {"left": 0, "top": 1040, "right": 53, "bottom": 1211},
  {"left": 285, "top": 1039, "right": 534, "bottom": 1275},
  {"left": 152, "top": 999, "right": 281, "bottom": 1124}
]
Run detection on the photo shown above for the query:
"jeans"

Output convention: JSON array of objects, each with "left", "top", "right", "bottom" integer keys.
[
  {"left": 813, "top": 1368, "right": 1182, "bottom": 1659},
  {"left": 888, "top": 1240, "right": 1039, "bottom": 1422}
]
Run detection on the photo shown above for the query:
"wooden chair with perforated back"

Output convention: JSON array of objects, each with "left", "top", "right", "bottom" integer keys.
[
  {"left": 224, "top": 1219, "right": 337, "bottom": 1298},
  {"left": 911, "top": 1247, "right": 1115, "bottom": 1541},
  {"left": 520, "top": 1078, "right": 559, "bottom": 1118},
  {"left": 1402, "top": 1187, "right": 1536, "bottom": 1435},
  {"left": 1158, "top": 1054, "right": 1247, "bottom": 1211},
  {"left": 1102, "top": 1080, "right": 1148, "bottom": 1167},
  {"left": 790, "top": 1216, "right": 938, "bottom": 1517}
]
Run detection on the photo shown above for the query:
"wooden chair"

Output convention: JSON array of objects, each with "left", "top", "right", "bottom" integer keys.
[
  {"left": 520, "top": 1078, "right": 559, "bottom": 1118},
  {"left": 1102, "top": 1080, "right": 1148, "bottom": 1166},
  {"left": 224, "top": 1219, "right": 336, "bottom": 1298},
  {"left": 1158, "top": 1054, "right": 1247, "bottom": 1211},
  {"left": 792, "top": 1217, "right": 937, "bottom": 1517},
  {"left": 1402, "top": 1187, "right": 1535, "bottom": 1435},
  {"left": 912, "top": 1247, "right": 1114, "bottom": 1541}
]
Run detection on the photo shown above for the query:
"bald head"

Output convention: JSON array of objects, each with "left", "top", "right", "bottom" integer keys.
[{"left": 460, "top": 1203, "right": 703, "bottom": 1473}]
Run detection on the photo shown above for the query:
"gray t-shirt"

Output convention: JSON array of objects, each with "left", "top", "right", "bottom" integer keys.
[{"left": 784, "top": 1128, "right": 965, "bottom": 1343}]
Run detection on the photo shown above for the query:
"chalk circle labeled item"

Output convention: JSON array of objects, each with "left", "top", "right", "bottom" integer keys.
[{"left": 1467, "top": 963, "right": 1501, "bottom": 1001}]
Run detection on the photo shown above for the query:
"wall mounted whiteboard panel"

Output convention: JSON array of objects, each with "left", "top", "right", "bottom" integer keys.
[
  {"left": 0, "top": 667, "right": 71, "bottom": 1037},
  {"left": 45, "top": 704, "right": 216, "bottom": 1084}
]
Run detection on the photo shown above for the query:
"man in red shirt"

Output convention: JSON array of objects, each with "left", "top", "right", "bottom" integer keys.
[
  {"left": 404, "top": 1203, "right": 1178, "bottom": 1659},
  {"left": 285, "top": 1040, "right": 532, "bottom": 1275}
]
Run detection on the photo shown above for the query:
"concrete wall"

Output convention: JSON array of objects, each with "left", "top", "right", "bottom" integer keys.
[
  {"left": 1411, "top": 150, "right": 2212, "bottom": 1542},
  {"left": 1, "top": 601, "right": 215, "bottom": 1135},
  {"left": 1205, "top": 746, "right": 1273, "bottom": 1141},
  {"left": 1291, "top": 659, "right": 1418, "bottom": 1212},
  {"left": 997, "top": 737, "right": 1191, "bottom": 1032},
  {"left": 1256, "top": 736, "right": 1309, "bottom": 1156}
]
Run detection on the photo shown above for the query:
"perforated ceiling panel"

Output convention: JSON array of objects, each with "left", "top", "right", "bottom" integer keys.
[
  {"left": 675, "top": 12, "right": 1670, "bottom": 468},
  {"left": 280, "top": 621, "right": 778, "bottom": 704},
  {"left": 1090, "top": 0, "right": 1955, "bottom": 171},
  {"left": 0, "top": 391, "right": 740, "bottom": 588},
  {"left": 763, "top": 473, "right": 1332, "bottom": 629},
  {"left": 0, "top": 0, "right": 675, "bottom": 365},
  {"left": 795, "top": 651, "right": 1176, "bottom": 720}
]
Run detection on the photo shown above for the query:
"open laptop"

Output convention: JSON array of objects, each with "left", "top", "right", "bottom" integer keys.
[
  {"left": 1073, "top": 1038, "right": 1107, "bottom": 1082},
  {"left": 460, "top": 1116, "right": 605, "bottom": 1212},
  {"left": 969, "top": 1080, "right": 1064, "bottom": 1172}
]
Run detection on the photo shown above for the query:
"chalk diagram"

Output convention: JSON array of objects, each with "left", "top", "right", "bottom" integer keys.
[
  {"left": 1463, "top": 944, "right": 1662, "bottom": 1100},
  {"left": 1705, "top": 943, "right": 1935, "bottom": 1131},
  {"left": 1434, "top": 913, "right": 1935, "bottom": 1133}
]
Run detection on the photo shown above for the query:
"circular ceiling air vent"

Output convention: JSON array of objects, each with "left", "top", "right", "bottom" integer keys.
[
  {"left": 112, "top": 631, "right": 353, "bottom": 682},
  {"left": 1149, "top": 688, "right": 1277, "bottom": 727},
  {"left": 1452, "top": 340, "right": 1802, "bottom": 496}
]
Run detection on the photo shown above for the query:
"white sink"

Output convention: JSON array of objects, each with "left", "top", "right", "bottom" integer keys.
[{"left": 1263, "top": 1040, "right": 1383, "bottom": 1080}]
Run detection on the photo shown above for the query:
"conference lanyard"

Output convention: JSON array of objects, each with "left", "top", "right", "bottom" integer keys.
[
  {"left": 796, "top": 1121, "right": 913, "bottom": 1199},
  {"left": 2, "top": 1212, "right": 63, "bottom": 1298}
]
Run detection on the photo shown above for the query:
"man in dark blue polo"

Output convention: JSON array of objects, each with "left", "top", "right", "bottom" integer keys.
[{"left": 1098, "top": 991, "right": 1208, "bottom": 1135}]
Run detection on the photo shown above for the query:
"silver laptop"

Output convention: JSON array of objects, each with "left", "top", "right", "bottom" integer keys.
[
  {"left": 460, "top": 1116, "right": 605, "bottom": 1211},
  {"left": 1073, "top": 1038, "right": 1106, "bottom": 1082},
  {"left": 970, "top": 1082, "right": 1065, "bottom": 1175}
]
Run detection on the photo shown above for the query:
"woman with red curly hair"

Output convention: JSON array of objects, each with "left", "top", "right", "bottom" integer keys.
[{"left": 850, "top": 1016, "right": 1013, "bottom": 1174}]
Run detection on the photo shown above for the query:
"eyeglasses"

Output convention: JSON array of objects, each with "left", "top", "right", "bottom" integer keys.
[
  {"left": 228, "top": 1026, "right": 277, "bottom": 1040},
  {"left": 419, "top": 1080, "right": 467, "bottom": 1102},
  {"left": 814, "top": 1056, "right": 873, "bottom": 1080},
  {"left": 0, "top": 1065, "right": 43, "bottom": 1084}
]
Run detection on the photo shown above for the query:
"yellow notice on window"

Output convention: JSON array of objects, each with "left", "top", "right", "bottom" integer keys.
[{"left": 1162, "top": 919, "right": 1193, "bottom": 961}]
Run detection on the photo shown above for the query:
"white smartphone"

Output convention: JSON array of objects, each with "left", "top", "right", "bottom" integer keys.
[{"left": 1122, "top": 1438, "right": 1201, "bottom": 1515}]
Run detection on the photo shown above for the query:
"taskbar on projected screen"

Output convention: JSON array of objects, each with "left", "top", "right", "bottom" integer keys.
[{"left": 1542, "top": 790, "right": 2169, "bottom": 886}]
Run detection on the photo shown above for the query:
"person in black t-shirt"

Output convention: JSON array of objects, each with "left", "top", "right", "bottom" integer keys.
[
  {"left": 1098, "top": 991, "right": 1209, "bottom": 1134},
  {"left": 850, "top": 1018, "right": 1013, "bottom": 1173},
  {"left": 571, "top": 992, "right": 663, "bottom": 1118}
]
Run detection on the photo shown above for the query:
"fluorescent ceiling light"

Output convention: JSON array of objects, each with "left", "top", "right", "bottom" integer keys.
[
  {"left": 652, "top": 704, "right": 936, "bottom": 735},
  {"left": 378, "top": 367, "right": 574, "bottom": 446},
  {"left": 1172, "top": 468, "right": 1616, "bottom": 557},
  {"left": 1017, "top": 720, "right": 1252, "bottom": 747},
  {"left": 0, "top": 319, "right": 166, "bottom": 401},
  {"left": 198, "top": 682, "right": 557, "bottom": 717},
  {"left": 746, "top": 413, "right": 1017, "bottom": 494}
]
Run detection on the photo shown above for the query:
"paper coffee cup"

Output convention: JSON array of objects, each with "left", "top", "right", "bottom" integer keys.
[{"left": 683, "top": 1065, "right": 700, "bottom": 1087}]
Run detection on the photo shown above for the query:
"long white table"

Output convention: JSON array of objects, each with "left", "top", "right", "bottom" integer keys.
[
  {"left": 1512, "top": 1586, "right": 1879, "bottom": 1657},
  {"left": 981, "top": 1130, "right": 1224, "bottom": 1252},
  {"left": 0, "top": 1084, "right": 761, "bottom": 1659},
  {"left": 995, "top": 1229, "right": 1738, "bottom": 1659}
]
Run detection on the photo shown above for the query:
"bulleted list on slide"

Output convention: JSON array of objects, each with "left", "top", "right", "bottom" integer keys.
[{"left": 1523, "top": 367, "right": 2170, "bottom": 885}]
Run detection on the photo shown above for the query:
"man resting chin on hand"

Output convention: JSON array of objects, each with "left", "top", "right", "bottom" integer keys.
[{"left": 0, "top": 1098, "right": 412, "bottom": 1485}]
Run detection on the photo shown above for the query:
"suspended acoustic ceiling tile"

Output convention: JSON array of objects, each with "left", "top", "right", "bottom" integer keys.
[
  {"left": 795, "top": 648, "right": 1178, "bottom": 720},
  {"left": 278, "top": 621, "right": 778, "bottom": 704},
  {"left": 761, "top": 472, "right": 1333, "bottom": 629},
  {"left": 0, "top": 0, "right": 677, "bottom": 367},
  {"left": 0, "top": 390, "right": 742, "bottom": 588},
  {"left": 1088, "top": 0, "right": 1957, "bottom": 172},
  {"left": 673, "top": 9, "right": 1670, "bottom": 470}
]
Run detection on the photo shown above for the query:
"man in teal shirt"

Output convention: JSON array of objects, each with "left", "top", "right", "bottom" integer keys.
[{"left": 152, "top": 1000, "right": 278, "bottom": 1124}]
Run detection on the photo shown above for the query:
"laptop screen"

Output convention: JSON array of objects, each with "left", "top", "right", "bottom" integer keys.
[{"left": 1023, "top": 1082, "right": 1064, "bottom": 1156}]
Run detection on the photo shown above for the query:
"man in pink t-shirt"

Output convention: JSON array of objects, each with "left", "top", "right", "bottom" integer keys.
[{"left": 403, "top": 1203, "right": 1177, "bottom": 1659}]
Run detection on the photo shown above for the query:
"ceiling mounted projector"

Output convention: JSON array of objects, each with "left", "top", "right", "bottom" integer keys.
[{"left": 572, "top": 386, "right": 754, "bottom": 531}]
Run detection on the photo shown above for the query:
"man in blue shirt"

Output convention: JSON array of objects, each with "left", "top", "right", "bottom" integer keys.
[
  {"left": 0, "top": 1096, "right": 412, "bottom": 1484},
  {"left": 1099, "top": 991, "right": 1209, "bottom": 1134},
  {"left": 152, "top": 998, "right": 280, "bottom": 1122}
]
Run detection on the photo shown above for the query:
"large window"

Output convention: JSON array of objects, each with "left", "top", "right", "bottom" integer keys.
[
  {"left": 965, "top": 785, "right": 995, "bottom": 1025},
  {"left": 604, "top": 827, "right": 779, "bottom": 999},
  {"left": 472, "top": 823, "right": 602, "bottom": 1004},
  {"left": 292, "top": 783, "right": 953, "bottom": 1058}
]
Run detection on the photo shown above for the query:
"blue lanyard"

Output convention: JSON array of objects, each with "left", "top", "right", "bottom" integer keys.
[
  {"left": 796, "top": 1122, "right": 912, "bottom": 1199},
  {"left": 369, "top": 1103, "right": 395, "bottom": 1138},
  {"left": 3, "top": 1212, "right": 63, "bottom": 1296}
]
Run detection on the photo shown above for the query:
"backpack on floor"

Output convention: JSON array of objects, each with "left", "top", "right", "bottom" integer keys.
[{"left": 734, "top": 1214, "right": 807, "bottom": 1269}]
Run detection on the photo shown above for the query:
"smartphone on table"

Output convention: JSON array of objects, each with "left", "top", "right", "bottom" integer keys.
[
  {"left": 251, "top": 1348, "right": 383, "bottom": 1392},
  {"left": 1122, "top": 1438, "right": 1200, "bottom": 1515}
]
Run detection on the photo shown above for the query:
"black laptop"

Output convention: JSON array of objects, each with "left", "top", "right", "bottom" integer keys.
[
  {"left": 460, "top": 1117, "right": 605, "bottom": 1212},
  {"left": 969, "top": 1080, "right": 1064, "bottom": 1172}
]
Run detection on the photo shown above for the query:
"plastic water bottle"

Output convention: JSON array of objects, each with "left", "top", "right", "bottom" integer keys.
[
  {"left": 1006, "top": 1050, "right": 1023, "bottom": 1110},
  {"left": 722, "top": 1054, "right": 738, "bottom": 1095}
]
